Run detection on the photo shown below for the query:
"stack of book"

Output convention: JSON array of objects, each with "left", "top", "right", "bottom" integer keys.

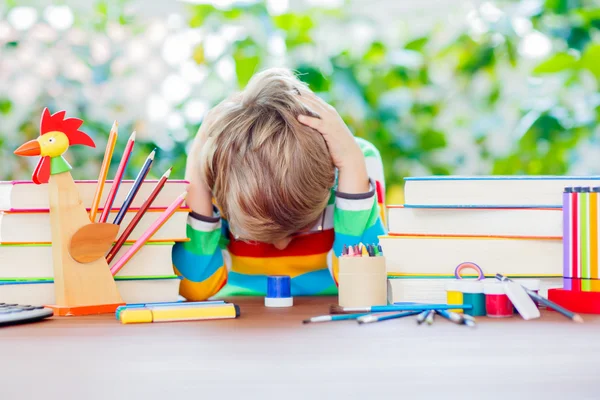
[
  {"left": 382, "top": 176, "right": 600, "bottom": 303},
  {"left": 0, "top": 179, "right": 189, "bottom": 305}
]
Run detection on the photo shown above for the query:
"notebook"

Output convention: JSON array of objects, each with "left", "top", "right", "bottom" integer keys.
[
  {"left": 387, "top": 277, "right": 562, "bottom": 304},
  {"left": 0, "top": 276, "right": 182, "bottom": 306},
  {"left": 0, "top": 242, "right": 177, "bottom": 278},
  {"left": 379, "top": 235, "right": 562, "bottom": 277},
  {"left": 0, "top": 209, "right": 188, "bottom": 243},
  {"left": 0, "top": 179, "right": 189, "bottom": 211},
  {"left": 387, "top": 206, "right": 562, "bottom": 238},
  {"left": 404, "top": 176, "right": 600, "bottom": 208}
]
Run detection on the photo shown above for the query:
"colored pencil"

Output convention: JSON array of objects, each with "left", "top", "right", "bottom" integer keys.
[
  {"left": 496, "top": 274, "right": 583, "bottom": 323},
  {"left": 106, "top": 167, "right": 172, "bottom": 264},
  {"left": 90, "top": 121, "right": 118, "bottom": 222},
  {"left": 302, "top": 313, "right": 369, "bottom": 324},
  {"left": 110, "top": 190, "right": 187, "bottom": 276},
  {"left": 357, "top": 310, "right": 421, "bottom": 324},
  {"left": 330, "top": 303, "right": 472, "bottom": 314},
  {"left": 99, "top": 131, "right": 136, "bottom": 223},
  {"left": 112, "top": 149, "right": 156, "bottom": 225}
]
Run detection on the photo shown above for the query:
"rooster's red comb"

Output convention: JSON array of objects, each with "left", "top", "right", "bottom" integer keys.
[{"left": 40, "top": 108, "right": 95, "bottom": 148}]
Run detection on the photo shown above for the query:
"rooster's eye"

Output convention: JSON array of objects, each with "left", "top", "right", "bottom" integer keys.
[{"left": 48, "top": 138, "right": 55, "bottom": 143}]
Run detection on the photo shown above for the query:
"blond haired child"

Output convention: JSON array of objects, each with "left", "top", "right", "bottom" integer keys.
[{"left": 172, "top": 68, "right": 386, "bottom": 300}]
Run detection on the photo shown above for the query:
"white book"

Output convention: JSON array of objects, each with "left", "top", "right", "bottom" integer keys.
[
  {"left": 0, "top": 243, "right": 176, "bottom": 278},
  {"left": 0, "top": 277, "right": 181, "bottom": 305},
  {"left": 387, "top": 206, "right": 562, "bottom": 237},
  {"left": 0, "top": 179, "right": 189, "bottom": 211},
  {"left": 387, "top": 277, "right": 562, "bottom": 304},
  {"left": 379, "top": 235, "right": 562, "bottom": 276},
  {"left": 0, "top": 209, "right": 187, "bottom": 243},
  {"left": 404, "top": 176, "right": 600, "bottom": 207}
]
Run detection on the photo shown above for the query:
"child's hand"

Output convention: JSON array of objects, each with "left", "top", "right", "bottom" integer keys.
[{"left": 297, "top": 94, "right": 370, "bottom": 194}]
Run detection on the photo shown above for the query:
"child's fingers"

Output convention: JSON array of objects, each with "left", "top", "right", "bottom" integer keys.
[
  {"left": 297, "top": 114, "right": 326, "bottom": 132},
  {"left": 300, "top": 94, "right": 329, "bottom": 115}
]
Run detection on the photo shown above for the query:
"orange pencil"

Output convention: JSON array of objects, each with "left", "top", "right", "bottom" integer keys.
[{"left": 89, "top": 121, "right": 118, "bottom": 222}]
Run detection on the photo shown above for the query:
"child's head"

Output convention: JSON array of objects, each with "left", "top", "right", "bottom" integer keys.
[{"left": 198, "top": 68, "right": 335, "bottom": 246}]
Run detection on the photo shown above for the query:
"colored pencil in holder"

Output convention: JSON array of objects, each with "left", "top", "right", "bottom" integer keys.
[
  {"left": 90, "top": 121, "right": 118, "bottom": 222},
  {"left": 112, "top": 148, "right": 155, "bottom": 225},
  {"left": 110, "top": 190, "right": 187, "bottom": 276},
  {"left": 99, "top": 131, "right": 136, "bottom": 223},
  {"left": 106, "top": 167, "right": 171, "bottom": 264}
]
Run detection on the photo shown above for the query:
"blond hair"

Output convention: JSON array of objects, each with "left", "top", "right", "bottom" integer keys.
[{"left": 196, "top": 68, "right": 335, "bottom": 243}]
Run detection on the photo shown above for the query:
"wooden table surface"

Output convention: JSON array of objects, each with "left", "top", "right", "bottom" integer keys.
[{"left": 2, "top": 296, "right": 600, "bottom": 400}]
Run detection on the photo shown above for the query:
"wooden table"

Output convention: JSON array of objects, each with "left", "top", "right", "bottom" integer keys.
[{"left": 2, "top": 296, "right": 599, "bottom": 400}]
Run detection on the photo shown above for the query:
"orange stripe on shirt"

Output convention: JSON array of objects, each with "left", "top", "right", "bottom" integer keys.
[{"left": 230, "top": 253, "right": 329, "bottom": 278}]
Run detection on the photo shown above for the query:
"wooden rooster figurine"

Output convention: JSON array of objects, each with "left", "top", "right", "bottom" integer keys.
[{"left": 14, "top": 108, "right": 123, "bottom": 315}]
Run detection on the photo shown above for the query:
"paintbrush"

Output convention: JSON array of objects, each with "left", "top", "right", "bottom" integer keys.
[
  {"left": 330, "top": 303, "right": 472, "bottom": 314},
  {"left": 425, "top": 309, "right": 435, "bottom": 325},
  {"left": 496, "top": 274, "right": 583, "bottom": 323},
  {"left": 436, "top": 310, "right": 476, "bottom": 327},
  {"left": 357, "top": 310, "right": 421, "bottom": 325},
  {"left": 416, "top": 310, "right": 429, "bottom": 325},
  {"left": 302, "top": 313, "right": 368, "bottom": 324}
]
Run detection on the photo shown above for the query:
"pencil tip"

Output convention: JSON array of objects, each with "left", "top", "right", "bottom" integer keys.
[
  {"left": 163, "top": 167, "right": 172, "bottom": 178},
  {"left": 148, "top": 149, "right": 156, "bottom": 159},
  {"left": 129, "top": 131, "right": 136, "bottom": 140},
  {"left": 573, "top": 314, "right": 584, "bottom": 323},
  {"left": 302, "top": 320, "right": 310, "bottom": 324}
]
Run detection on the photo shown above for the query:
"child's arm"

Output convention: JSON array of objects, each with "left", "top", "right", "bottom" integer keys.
[
  {"left": 298, "top": 96, "right": 386, "bottom": 284},
  {"left": 172, "top": 110, "right": 228, "bottom": 301}
]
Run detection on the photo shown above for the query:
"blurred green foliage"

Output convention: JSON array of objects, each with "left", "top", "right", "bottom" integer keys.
[{"left": 2, "top": 0, "right": 600, "bottom": 203}]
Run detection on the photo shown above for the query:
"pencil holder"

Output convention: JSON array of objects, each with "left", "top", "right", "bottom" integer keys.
[{"left": 338, "top": 257, "right": 387, "bottom": 307}]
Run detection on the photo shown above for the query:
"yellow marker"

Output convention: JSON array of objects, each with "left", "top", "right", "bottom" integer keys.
[
  {"left": 119, "top": 303, "right": 240, "bottom": 324},
  {"left": 152, "top": 303, "right": 239, "bottom": 322},
  {"left": 120, "top": 309, "right": 153, "bottom": 324}
]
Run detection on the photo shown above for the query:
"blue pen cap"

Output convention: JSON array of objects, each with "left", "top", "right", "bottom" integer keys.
[{"left": 267, "top": 275, "right": 291, "bottom": 298}]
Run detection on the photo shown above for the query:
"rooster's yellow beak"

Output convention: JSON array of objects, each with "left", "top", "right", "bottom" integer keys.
[{"left": 14, "top": 139, "right": 41, "bottom": 157}]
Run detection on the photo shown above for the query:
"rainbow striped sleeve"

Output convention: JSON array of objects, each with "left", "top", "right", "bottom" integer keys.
[
  {"left": 329, "top": 138, "right": 387, "bottom": 284},
  {"left": 172, "top": 210, "right": 228, "bottom": 301}
]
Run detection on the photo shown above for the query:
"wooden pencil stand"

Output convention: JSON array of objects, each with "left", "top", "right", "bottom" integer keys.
[
  {"left": 338, "top": 257, "right": 387, "bottom": 307},
  {"left": 48, "top": 172, "right": 124, "bottom": 316}
]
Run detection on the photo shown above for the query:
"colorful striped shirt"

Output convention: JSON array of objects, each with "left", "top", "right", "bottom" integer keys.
[{"left": 172, "top": 138, "right": 386, "bottom": 300}]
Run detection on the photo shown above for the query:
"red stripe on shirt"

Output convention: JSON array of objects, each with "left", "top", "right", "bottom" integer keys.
[{"left": 228, "top": 229, "right": 335, "bottom": 258}]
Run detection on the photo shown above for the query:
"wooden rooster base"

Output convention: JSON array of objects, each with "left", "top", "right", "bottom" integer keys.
[{"left": 14, "top": 109, "right": 124, "bottom": 316}]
